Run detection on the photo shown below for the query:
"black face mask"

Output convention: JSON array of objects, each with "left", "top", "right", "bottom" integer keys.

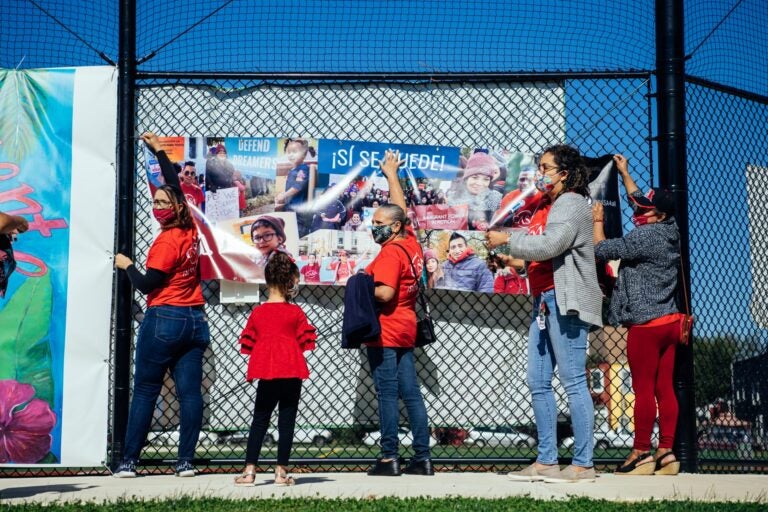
[{"left": 371, "top": 223, "right": 395, "bottom": 244}]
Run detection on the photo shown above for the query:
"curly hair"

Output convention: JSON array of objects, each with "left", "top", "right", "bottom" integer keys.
[
  {"left": 541, "top": 144, "right": 591, "bottom": 198},
  {"left": 265, "top": 252, "right": 299, "bottom": 299},
  {"left": 156, "top": 185, "right": 194, "bottom": 230}
]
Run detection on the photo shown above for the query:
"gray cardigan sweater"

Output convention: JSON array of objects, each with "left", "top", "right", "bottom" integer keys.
[
  {"left": 594, "top": 217, "right": 680, "bottom": 326},
  {"left": 507, "top": 192, "right": 602, "bottom": 327}
]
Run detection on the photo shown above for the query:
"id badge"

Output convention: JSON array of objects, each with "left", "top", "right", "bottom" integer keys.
[{"left": 536, "top": 300, "right": 547, "bottom": 330}]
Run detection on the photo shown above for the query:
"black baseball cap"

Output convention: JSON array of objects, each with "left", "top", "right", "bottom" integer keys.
[{"left": 629, "top": 188, "right": 676, "bottom": 215}]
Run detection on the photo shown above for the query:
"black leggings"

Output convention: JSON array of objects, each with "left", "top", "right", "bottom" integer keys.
[{"left": 245, "top": 378, "right": 302, "bottom": 465}]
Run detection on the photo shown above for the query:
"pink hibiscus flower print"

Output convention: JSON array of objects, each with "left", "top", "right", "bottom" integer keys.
[{"left": 0, "top": 379, "right": 56, "bottom": 463}]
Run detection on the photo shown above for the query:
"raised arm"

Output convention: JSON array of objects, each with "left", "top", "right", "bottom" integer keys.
[
  {"left": 379, "top": 150, "right": 406, "bottom": 212},
  {"left": 141, "top": 132, "right": 182, "bottom": 189},
  {"left": 614, "top": 154, "right": 639, "bottom": 195}
]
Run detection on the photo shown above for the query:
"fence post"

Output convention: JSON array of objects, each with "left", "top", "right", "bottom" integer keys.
[
  {"left": 111, "top": 0, "right": 137, "bottom": 468},
  {"left": 655, "top": 0, "right": 697, "bottom": 472}
]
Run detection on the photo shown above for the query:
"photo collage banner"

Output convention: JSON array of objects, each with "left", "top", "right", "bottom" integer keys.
[{"left": 144, "top": 137, "right": 621, "bottom": 296}]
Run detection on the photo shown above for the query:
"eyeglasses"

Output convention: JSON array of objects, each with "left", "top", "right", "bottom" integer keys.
[
  {"left": 153, "top": 199, "right": 173, "bottom": 208},
  {"left": 182, "top": 171, "right": 195, "bottom": 176},
  {"left": 537, "top": 164, "right": 561, "bottom": 174},
  {"left": 252, "top": 232, "right": 277, "bottom": 243}
]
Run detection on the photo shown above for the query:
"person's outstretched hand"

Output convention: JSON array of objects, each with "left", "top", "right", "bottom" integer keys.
[
  {"left": 114, "top": 253, "right": 133, "bottom": 270},
  {"left": 613, "top": 154, "right": 629, "bottom": 176},
  {"left": 140, "top": 132, "right": 163, "bottom": 154},
  {"left": 379, "top": 149, "right": 405, "bottom": 180}
]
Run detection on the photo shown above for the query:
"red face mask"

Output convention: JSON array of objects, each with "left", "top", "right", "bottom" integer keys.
[{"left": 153, "top": 208, "right": 176, "bottom": 226}]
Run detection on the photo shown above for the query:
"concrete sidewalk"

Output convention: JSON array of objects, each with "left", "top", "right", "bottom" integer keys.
[{"left": 1, "top": 472, "right": 767, "bottom": 505}]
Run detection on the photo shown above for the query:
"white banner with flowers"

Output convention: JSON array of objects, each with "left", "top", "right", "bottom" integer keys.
[{"left": 0, "top": 67, "right": 116, "bottom": 466}]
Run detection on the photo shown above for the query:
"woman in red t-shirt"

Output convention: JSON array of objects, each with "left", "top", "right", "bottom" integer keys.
[
  {"left": 112, "top": 133, "right": 210, "bottom": 479},
  {"left": 363, "top": 150, "right": 433, "bottom": 477}
]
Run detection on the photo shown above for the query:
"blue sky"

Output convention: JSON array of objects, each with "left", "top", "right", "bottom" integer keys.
[{"left": 2, "top": 0, "right": 767, "bottom": 339}]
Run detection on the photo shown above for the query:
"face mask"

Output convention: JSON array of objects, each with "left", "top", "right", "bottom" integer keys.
[
  {"left": 534, "top": 172, "right": 562, "bottom": 193},
  {"left": 287, "top": 282, "right": 299, "bottom": 299},
  {"left": 632, "top": 214, "right": 651, "bottom": 227},
  {"left": 371, "top": 223, "right": 394, "bottom": 244},
  {"left": 153, "top": 208, "right": 176, "bottom": 225}
]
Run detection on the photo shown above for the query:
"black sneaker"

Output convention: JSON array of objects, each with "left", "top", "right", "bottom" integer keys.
[
  {"left": 403, "top": 458, "right": 434, "bottom": 476},
  {"left": 113, "top": 460, "right": 137, "bottom": 478},
  {"left": 174, "top": 460, "right": 197, "bottom": 477},
  {"left": 367, "top": 457, "right": 401, "bottom": 476}
]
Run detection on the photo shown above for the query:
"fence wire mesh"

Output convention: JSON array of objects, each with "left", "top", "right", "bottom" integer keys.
[
  {"left": 124, "top": 77, "right": 652, "bottom": 472},
  {"left": 686, "top": 82, "right": 768, "bottom": 472}
]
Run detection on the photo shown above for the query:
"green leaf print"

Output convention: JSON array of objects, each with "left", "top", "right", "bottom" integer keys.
[
  {"left": 0, "top": 274, "right": 54, "bottom": 405},
  {"left": 0, "top": 69, "right": 51, "bottom": 163}
]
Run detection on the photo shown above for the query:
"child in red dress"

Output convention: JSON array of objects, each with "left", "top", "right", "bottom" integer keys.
[{"left": 234, "top": 252, "right": 317, "bottom": 486}]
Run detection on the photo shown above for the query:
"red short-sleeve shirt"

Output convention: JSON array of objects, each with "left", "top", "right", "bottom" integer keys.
[
  {"left": 180, "top": 182, "right": 205, "bottom": 208},
  {"left": 146, "top": 227, "right": 204, "bottom": 307},
  {"left": 300, "top": 263, "right": 321, "bottom": 283},
  {"left": 365, "top": 227, "right": 423, "bottom": 348}
]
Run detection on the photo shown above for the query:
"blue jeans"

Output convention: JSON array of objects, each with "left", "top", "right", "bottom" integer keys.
[
  {"left": 367, "top": 347, "right": 431, "bottom": 461},
  {"left": 527, "top": 289, "right": 593, "bottom": 467},
  {"left": 123, "top": 305, "right": 210, "bottom": 463}
]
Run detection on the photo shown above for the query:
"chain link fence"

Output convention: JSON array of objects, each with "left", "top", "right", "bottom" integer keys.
[
  {"left": 685, "top": 80, "right": 768, "bottom": 472},
  {"left": 1, "top": 0, "right": 767, "bottom": 476},
  {"left": 126, "top": 77, "right": 653, "bottom": 471}
]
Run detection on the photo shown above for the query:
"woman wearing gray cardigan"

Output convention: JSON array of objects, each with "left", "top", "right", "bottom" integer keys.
[{"left": 487, "top": 145, "right": 602, "bottom": 483}]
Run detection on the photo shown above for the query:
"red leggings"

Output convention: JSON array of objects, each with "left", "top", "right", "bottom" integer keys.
[{"left": 627, "top": 319, "right": 679, "bottom": 451}]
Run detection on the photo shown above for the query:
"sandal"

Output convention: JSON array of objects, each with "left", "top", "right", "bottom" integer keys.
[
  {"left": 654, "top": 451, "right": 680, "bottom": 476},
  {"left": 274, "top": 472, "right": 296, "bottom": 487},
  {"left": 615, "top": 452, "right": 655, "bottom": 475},
  {"left": 234, "top": 470, "right": 257, "bottom": 487}
]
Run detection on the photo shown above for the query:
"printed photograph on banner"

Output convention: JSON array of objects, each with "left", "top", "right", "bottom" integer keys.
[
  {"left": 313, "top": 138, "right": 461, "bottom": 254},
  {"left": 143, "top": 137, "right": 206, "bottom": 208},
  {"left": 442, "top": 148, "right": 539, "bottom": 231},
  {"left": 298, "top": 230, "right": 379, "bottom": 285},
  {"left": 223, "top": 137, "right": 279, "bottom": 217},
  {"left": 273, "top": 137, "right": 319, "bottom": 238},
  {"left": 204, "top": 137, "right": 279, "bottom": 219},
  {"left": 221, "top": 212, "right": 299, "bottom": 281},
  {"left": 418, "top": 229, "right": 494, "bottom": 293}
]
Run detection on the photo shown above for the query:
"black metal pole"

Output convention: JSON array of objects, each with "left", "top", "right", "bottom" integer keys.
[
  {"left": 656, "top": 0, "right": 696, "bottom": 472},
  {"left": 111, "top": 0, "right": 137, "bottom": 468}
]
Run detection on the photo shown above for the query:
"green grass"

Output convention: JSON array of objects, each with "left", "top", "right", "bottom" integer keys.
[{"left": 3, "top": 497, "right": 767, "bottom": 512}]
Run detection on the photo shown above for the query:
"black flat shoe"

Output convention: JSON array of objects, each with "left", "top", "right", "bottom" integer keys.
[
  {"left": 367, "top": 458, "right": 401, "bottom": 476},
  {"left": 615, "top": 452, "right": 654, "bottom": 475},
  {"left": 403, "top": 458, "right": 434, "bottom": 475}
]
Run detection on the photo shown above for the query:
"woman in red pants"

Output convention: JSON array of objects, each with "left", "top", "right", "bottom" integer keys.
[{"left": 593, "top": 154, "right": 684, "bottom": 476}]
